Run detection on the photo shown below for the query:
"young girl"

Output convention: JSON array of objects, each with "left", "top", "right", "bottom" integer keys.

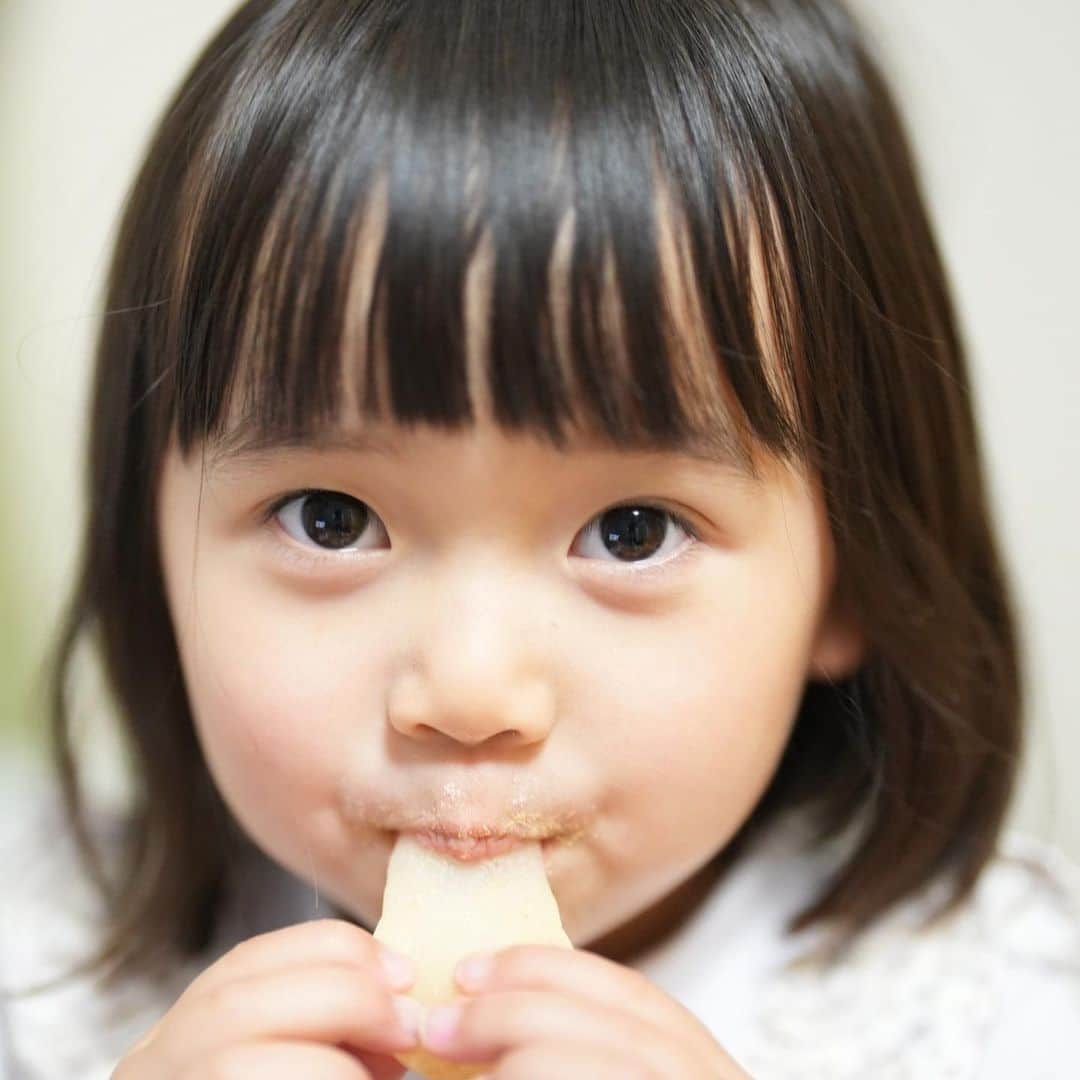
[{"left": 3, "top": 0, "right": 1078, "bottom": 1076}]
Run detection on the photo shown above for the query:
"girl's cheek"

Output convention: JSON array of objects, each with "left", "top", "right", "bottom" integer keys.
[
  {"left": 181, "top": 620, "right": 362, "bottom": 868},
  {"left": 179, "top": 586, "right": 357, "bottom": 772}
]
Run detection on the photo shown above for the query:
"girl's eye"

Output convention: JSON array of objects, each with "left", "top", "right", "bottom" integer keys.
[
  {"left": 268, "top": 490, "right": 387, "bottom": 556},
  {"left": 263, "top": 491, "right": 699, "bottom": 572},
  {"left": 572, "top": 504, "right": 700, "bottom": 568}
]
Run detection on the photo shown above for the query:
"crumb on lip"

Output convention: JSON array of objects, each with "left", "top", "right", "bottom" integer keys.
[
  {"left": 503, "top": 810, "right": 589, "bottom": 846},
  {"left": 549, "top": 820, "right": 588, "bottom": 847}
]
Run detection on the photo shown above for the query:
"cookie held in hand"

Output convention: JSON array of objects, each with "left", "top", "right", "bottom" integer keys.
[{"left": 374, "top": 833, "right": 572, "bottom": 1080}]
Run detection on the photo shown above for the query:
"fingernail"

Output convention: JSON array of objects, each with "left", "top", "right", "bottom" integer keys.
[
  {"left": 392, "top": 994, "right": 425, "bottom": 1042},
  {"left": 422, "top": 1002, "right": 463, "bottom": 1050},
  {"left": 455, "top": 951, "right": 494, "bottom": 990},
  {"left": 378, "top": 946, "right": 415, "bottom": 989}
]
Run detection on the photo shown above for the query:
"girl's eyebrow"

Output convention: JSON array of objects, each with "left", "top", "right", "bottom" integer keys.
[
  {"left": 207, "top": 427, "right": 402, "bottom": 472},
  {"left": 207, "top": 423, "right": 758, "bottom": 480}
]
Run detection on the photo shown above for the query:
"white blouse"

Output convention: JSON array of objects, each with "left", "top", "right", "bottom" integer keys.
[{"left": 2, "top": 774, "right": 1078, "bottom": 1079}]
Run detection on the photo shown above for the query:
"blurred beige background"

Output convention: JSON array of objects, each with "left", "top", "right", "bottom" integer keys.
[{"left": 1, "top": 1, "right": 1077, "bottom": 858}]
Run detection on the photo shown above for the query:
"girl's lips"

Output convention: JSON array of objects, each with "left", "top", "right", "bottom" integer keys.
[{"left": 410, "top": 828, "right": 530, "bottom": 862}]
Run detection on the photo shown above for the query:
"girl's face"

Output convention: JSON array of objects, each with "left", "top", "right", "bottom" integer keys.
[{"left": 157, "top": 412, "right": 862, "bottom": 958}]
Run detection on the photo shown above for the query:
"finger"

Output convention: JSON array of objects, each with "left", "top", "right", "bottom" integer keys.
[
  {"left": 420, "top": 990, "right": 677, "bottom": 1078},
  {"left": 152, "top": 965, "right": 423, "bottom": 1070},
  {"left": 177, "top": 1038, "right": 373, "bottom": 1080},
  {"left": 478, "top": 1039, "right": 658, "bottom": 1080},
  {"left": 181, "top": 919, "right": 414, "bottom": 1001},
  {"left": 344, "top": 1047, "right": 411, "bottom": 1080},
  {"left": 454, "top": 945, "right": 716, "bottom": 1055}
]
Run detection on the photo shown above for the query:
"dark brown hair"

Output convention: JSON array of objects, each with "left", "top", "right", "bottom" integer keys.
[{"left": 34, "top": 0, "right": 1024, "bottom": 994}]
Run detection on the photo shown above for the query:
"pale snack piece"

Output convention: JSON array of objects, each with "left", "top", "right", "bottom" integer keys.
[{"left": 374, "top": 834, "right": 573, "bottom": 1080}]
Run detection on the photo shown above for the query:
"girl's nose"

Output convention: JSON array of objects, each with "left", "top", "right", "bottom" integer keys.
[
  {"left": 388, "top": 670, "right": 556, "bottom": 749},
  {"left": 386, "top": 560, "right": 558, "bottom": 749}
]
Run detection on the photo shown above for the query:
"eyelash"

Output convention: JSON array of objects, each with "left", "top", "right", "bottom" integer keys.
[{"left": 260, "top": 489, "right": 702, "bottom": 576}]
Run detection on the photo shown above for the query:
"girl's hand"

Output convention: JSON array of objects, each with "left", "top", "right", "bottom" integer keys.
[
  {"left": 112, "top": 918, "right": 424, "bottom": 1079},
  {"left": 417, "top": 944, "right": 754, "bottom": 1079}
]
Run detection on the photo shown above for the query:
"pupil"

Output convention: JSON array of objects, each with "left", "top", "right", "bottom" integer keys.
[
  {"left": 601, "top": 507, "right": 666, "bottom": 562},
  {"left": 301, "top": 493, "right": 367, "bottom": 549}
]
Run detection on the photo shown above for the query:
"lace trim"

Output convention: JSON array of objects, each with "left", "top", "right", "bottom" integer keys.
[{"left": 739, "top": 831, "right": 1080, "bottom": 1079}]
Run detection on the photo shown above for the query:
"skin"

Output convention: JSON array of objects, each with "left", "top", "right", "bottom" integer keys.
[{"left": 150, "top": 396, "right": 864, "bottom": 1075}]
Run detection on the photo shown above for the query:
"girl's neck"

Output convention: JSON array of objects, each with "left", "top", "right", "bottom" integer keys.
[{"left": 584, "top": 844, "right": 743, "bottom": 965}]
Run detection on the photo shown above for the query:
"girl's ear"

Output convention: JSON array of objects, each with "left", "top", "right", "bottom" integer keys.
[{"left": 807, "top": 585, "right": 866, "bottom": 682}]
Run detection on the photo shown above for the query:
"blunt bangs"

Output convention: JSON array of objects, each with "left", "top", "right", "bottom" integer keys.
[{"left": 156, "top": 0, "right": 808, "bottom": 476}]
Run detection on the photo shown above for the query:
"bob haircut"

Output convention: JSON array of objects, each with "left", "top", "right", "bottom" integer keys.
[{"left": 36, "top": 0, "right": 1024, "bottom": 993}]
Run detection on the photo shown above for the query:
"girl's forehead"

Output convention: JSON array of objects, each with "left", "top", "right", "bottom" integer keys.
[{"left": 205, "top": 407, "right": 764, "bottom": 481}]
